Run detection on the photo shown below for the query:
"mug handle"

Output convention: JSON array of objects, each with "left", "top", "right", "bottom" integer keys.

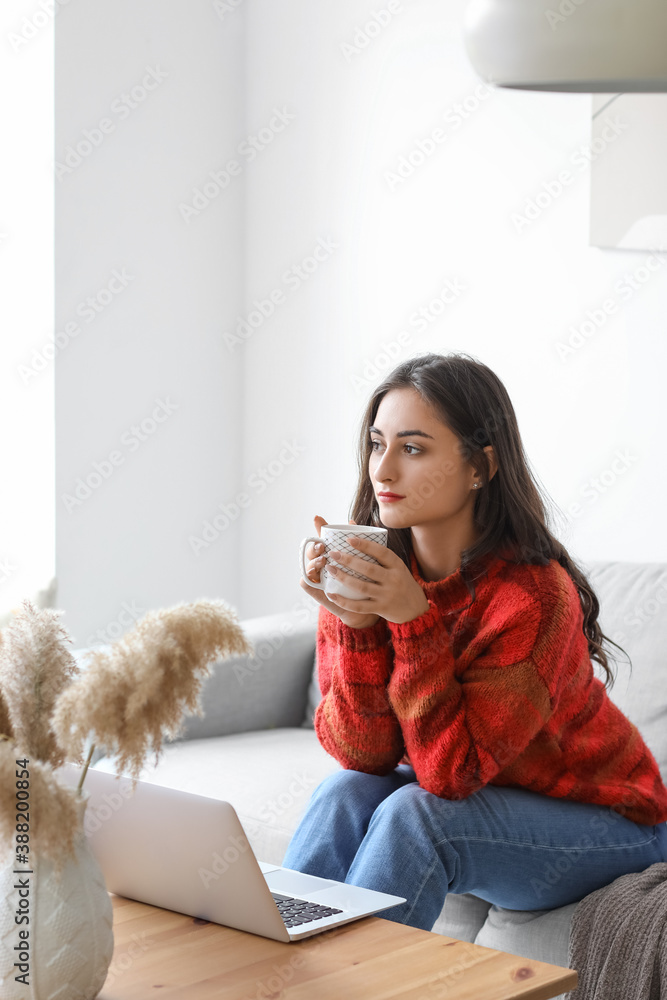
[{"left": 299, "top": 536, "right": 327, "bottom": 590}]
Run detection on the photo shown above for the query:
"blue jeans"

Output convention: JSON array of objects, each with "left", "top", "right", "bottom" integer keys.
[{"left": 282, "top": 765, "right": 667, "bottom": 931}]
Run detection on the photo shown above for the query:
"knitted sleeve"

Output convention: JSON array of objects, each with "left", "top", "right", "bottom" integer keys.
[
  {"left": 385, "top": 566, "right": 567, "bottom": 799},
  {"left": 313, "top": 604, "right": 405, "bottom": 774}
]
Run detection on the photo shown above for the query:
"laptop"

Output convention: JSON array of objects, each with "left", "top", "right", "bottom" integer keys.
[{"left": 55, "top": 762, "right": 406, "bottom": 942}]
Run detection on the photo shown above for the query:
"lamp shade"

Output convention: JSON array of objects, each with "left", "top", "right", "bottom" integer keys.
[{"left": 463, "top": 0, "right": 667, "bottom": 92}]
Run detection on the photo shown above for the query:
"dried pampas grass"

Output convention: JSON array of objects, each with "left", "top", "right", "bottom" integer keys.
[
  {"left": 0, "top": 631, "right": 14, "bottom": 741},
  {"left": 0, "top": 691, "right": 13, "bottom": 745},
  {"left": 0, "top": 741, "right": 81, "bottom": 878},
  {"left": 0, "top": 601, "right": 79, "bottom": 768},
  {"left": 0, "top": 595, "right": 253, "bottom": 871},
  {"left": 51, "top": 598, "right": 254, "bottom": 783}
]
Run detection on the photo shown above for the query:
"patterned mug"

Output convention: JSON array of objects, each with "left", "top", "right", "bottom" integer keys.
[{"left": 299, "top": 523, "right": 388, "bottom": 599}]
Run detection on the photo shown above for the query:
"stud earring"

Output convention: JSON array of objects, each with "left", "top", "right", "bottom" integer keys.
[{"left": 472, "top": 483, "right": 480, "bottom": 489}]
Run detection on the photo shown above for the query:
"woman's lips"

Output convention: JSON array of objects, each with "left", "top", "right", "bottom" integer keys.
[{"left": 378, "top": 493, "right": 405, "bottom": 502}]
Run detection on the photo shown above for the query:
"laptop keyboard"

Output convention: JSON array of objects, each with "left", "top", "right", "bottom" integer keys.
[{"left": 271, "top": 891, "right": 344, "bottom": 927}]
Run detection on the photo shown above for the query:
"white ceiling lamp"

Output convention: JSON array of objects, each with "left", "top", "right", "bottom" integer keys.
[{"left": 463, "top": 0, "right": 667, "bottom": 92}]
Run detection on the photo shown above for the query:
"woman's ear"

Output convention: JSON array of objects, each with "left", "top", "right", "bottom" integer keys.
[
  {"left": 473, "top": 446, "right": 498, "bottom": 485},
  {"left": 484, "top": 445, "right": 498, "bottom": 482}
]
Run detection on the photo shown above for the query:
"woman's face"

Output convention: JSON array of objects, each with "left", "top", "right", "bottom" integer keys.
[{"left": 368, "top": 387, "right": 483, "bottom": 529}]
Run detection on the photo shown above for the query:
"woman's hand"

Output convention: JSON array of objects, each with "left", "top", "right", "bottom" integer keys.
[
  {"left": 323, "top": 533, "right": 431, "bottom": 626},
  {"left": 300, "top": 515, "right": 384, "bottom": 629}
]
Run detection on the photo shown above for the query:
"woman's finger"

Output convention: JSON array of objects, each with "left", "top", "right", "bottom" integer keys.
[
  {"left": 309, "top": 514, "right": 328, "bottom": 560},
  {"left": 334, "top": 551, "right": 383, "bottom": 583},
  {"left": 348, "top": 535, "right": 393, "bottom": 568}
]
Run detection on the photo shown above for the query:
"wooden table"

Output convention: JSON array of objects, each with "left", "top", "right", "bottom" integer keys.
[{"left": 99, "top": 893, "right": 577, "bottom": 1000}]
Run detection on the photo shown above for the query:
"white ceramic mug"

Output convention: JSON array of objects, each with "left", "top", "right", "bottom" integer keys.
[{"left": 299, "top": 524, "right": 388, "bottom": 600}]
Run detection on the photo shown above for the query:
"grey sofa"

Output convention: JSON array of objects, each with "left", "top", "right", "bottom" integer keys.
[{"left": 85, "top": 559, "right": 667, "bottom": 995}]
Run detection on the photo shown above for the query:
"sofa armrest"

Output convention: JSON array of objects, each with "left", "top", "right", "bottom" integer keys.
[{"left": 70, "top": 608, "right": 318, "bottom": 747}]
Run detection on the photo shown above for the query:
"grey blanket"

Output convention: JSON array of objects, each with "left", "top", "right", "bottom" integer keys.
[{"left": 564, "top": 861, "right": 667, "bottom": 999}]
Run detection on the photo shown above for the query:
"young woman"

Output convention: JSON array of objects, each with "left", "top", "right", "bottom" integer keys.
[{"left": 283, "top": 351, "right": 667, "bottom": 931}]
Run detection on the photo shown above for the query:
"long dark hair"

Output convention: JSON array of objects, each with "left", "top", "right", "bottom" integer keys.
[{"left": 349, "top": 351, "right": 629, "bottom": 690}]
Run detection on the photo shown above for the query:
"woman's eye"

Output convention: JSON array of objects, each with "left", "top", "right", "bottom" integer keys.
[{"left": 369, "top": 440, "right": 420, "bottom": 455}]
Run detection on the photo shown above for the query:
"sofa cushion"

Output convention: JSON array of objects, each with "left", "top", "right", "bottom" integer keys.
[{"left": 431, "top": 891, "right": 492, "bottom": 942}]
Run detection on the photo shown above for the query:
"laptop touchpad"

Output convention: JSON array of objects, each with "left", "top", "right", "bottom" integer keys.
[{"left": 264, "top": 869, "right": 338, "bottom": 895}]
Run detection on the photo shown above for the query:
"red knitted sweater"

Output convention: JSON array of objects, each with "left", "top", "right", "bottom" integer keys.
[{"left": 314, "top": 548, "right": 667, "bottom": 827}]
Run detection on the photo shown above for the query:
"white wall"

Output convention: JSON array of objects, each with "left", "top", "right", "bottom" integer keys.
[
  {"left": 56, "top": 0, "right": 667, "bottom": 644},
  {"left": 0, "top": 1, "right": 55, "bottom": 625},
  {"left": 55, "top": 0, "right": 246, "bottom": 644}
]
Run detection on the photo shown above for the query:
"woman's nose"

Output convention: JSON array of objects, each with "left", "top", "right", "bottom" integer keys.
[{"left": 373, "top": 450, "right": 395, "bottom": 480}]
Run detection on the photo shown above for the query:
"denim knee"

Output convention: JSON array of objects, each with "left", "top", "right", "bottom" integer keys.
[
  {"left": 311, "top": 767, "right": 417, "bottom": 815},
  {"left": 314, "top": 768, "right": 365, "bottom": 794},
  {"left": 368, "top": 779, "right": 472, "bottom": 833},
  {"left": 369, "top": 780, "right": 431, "bottom": 821}
]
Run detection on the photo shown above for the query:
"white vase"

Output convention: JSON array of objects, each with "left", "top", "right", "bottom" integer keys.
[{"left": 0, "top": 790, "right": 114, "bottom": 1000}]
